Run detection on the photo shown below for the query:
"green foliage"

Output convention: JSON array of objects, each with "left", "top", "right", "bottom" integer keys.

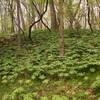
[
  {"left": 6, "top": 87, "right": 34, "bottom": 100},
  {"left": 91, "top": 75, "right": 100, "bottom": 92},
  {"left": 40, "top": 96, "right": 48, "bottom": 100},
  {"left": 52, "top": 95, "right": 68, "bottom": 100},
  {"left": 0, "top": 29, "right": 100, "bottom": 99},
  {"left": 0, "top": 32, "right": 13, "bottom": 37}
]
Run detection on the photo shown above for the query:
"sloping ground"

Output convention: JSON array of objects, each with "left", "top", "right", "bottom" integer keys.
[
  {"left": 0, "top": 29, "right": 100, "bottom": 99},
  {"left": 0, "top": 34, "right": 17, "bottom": 48}
]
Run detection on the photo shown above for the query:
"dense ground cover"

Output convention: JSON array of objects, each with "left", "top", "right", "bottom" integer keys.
[{"left": 0, "top": 29, "right": 100, "bottom": 100}]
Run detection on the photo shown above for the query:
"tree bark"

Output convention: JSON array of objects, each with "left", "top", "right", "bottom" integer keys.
[
  {"left": 16, "top": 0, "right": 21, "bottom": 47},
  {"left": 86, "top": 0, "right": 93, "bottom": 32},
  {"left": 50, "top": 0, "right": 58, "bottom": 30},
  {"left": 19, "top": 2, "right": 25, "bottom": 30},
  {"left": 58, "top": 0, "right": 64, "bottom": 57}
]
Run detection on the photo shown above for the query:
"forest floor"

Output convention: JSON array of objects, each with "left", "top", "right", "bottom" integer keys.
[{"left": 0, "top": 29, "right": 100, "bottom": 100}]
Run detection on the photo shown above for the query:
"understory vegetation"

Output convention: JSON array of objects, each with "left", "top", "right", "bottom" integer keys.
[{"left": 0, "top": 29, "right": 100, "bottom": 100}]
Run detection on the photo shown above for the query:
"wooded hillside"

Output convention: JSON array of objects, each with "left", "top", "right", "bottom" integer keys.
[{"left": 0, "top": 0, "right": 100, "bottom": 99}]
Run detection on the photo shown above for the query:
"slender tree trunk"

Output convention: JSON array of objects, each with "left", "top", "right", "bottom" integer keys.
[
  {"left": 11, "top": 12, "right": 15, "bottom": 33},
  {"left": 19, "top": 2, "right": 25, "bottom": 30},
  {"left": 84, "top": 13, "right": 87, "bottom": 29},
  {"left": 16, "top": 0, "right": 21, "bottom": 48},
  {"left": 1, "top": 14, "right": 4, "bottom": 32},
  {"left": 10, "top": 0, "right": 15, "bottom": 33},
  {"left": 50, "top": 0, "right": 58, "bottom": 30},
  {"left": 58, "top": 0, "right": 64, "bottom": 57},
  {"left": 29, "top": 0, "right": 36, "bottom": 29},
  {"left": 86, "top": 0, "right": 93, "bottom": 32},
  {"left": 38, "top": 3, "right": 43, "bottom": 29},
  {"left": 91, "top": 6, "right": 95, "bottom": 29}
]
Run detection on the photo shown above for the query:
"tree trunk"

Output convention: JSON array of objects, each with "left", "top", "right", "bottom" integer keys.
[
  {"left": 19, "top": 2, "right": 25, "bottom": 30},
  {"left": 16, "top": 0, "right": 21, "bottom": 48},
  {"left": 29, "top": 0, "right": 36, "bottom": 29},
  {"left": 50, "top": 0, "right": 58, "bottom": 30},
  {"left": 86, "top": 0, "right": 93, "bottom": 32},
  {"left": 38, "top": 3, "right": 43, "bottom": 29},
  {"left": 10, "top": 0, "right": 15, "bottom": 33},
  {"left": 58, "top": 0, "right": 64, "bottom": 57}
]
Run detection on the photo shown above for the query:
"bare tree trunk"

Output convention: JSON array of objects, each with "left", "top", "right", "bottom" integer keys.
[
  {"left": 28, "top": 0, "right": 50, "bottom": 40},
  {"left": 38, "top": 3, "right": 43, "bottom": 29},
  {"left": 86, "top": 0, "right": 93, "bottom": 32},
  {"left": 28, "top": 0, "right": 36, "bottom": 29},
  {"left": 11, "top": 12, "right": 15, "bottom": 33},
  {"left": 9, "top": 0, "right": 15, "bottom": 33},
  {"left": 19, "top": 2, "right": 25, "bottom": 30},
  {"left": 58, "top": 0, "right": 64, "bottom": 57},
  {"left": 50, "top": 0, "right": 58, "bottom": 30},
  {"left": 16, "top": 0, "right": 21, "bottom": 48},
  {"left": 0, "top": 14, "right": 4, "bottom": 32}
]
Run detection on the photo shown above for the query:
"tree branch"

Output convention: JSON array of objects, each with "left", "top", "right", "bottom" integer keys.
[{"left": 28, "top": 0, "right": 50, "bottom": 41}]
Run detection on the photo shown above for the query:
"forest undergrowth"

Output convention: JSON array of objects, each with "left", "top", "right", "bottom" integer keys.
[{"left": 0, "top": 29, "right": 100, "bottom": 100}]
